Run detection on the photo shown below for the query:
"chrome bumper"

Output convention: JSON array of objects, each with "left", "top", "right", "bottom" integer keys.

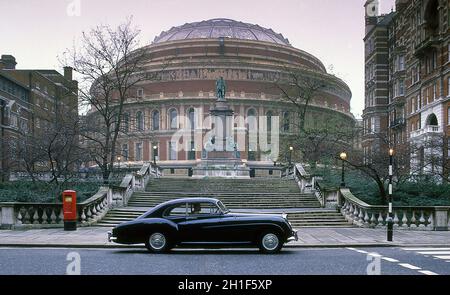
[
  {"left": 107, "top": 231, "right": 117, "bottom": 243},
  {"left": 287, "top": 230, "right": 298, "bottom": 242}
]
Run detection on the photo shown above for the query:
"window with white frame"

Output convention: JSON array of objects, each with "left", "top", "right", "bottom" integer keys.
[
  {"left": 448, "top": 77, "right": 450, "bottom": 96},
  {"left": 135, "top": 142, "right": 143, "bottom": 161},
  {"left": 448, "top": 107, "right": 450, "bottom": 125},
  {"left": 152, "top": 110, "right": 160, "bottom": 131},
  {"left": 448, "top": 138, "right": 450, "bottom": 158},
  {"left": 169, "top": 141, "right": 177, "bottom": 160},
  {"left": 448, "top": 44, "right": 450, "bottom": 62},
  {"left": 137, "top": 88, "right": 144, "bottom": 98},
  {"left": 136, "top": 111, "right": 144, "bottom": 131},
  {"left": 398, "top": 55, "right": 405, "bottom": 71},
  {"left": 433, "top": 83, "right": 437, "bottom": 100},
  {"left": 169, "top": 109, "right": 178, "bottom": 129},
  {"left": 122, "top": 144, "right": 128, "bottom": 161}
]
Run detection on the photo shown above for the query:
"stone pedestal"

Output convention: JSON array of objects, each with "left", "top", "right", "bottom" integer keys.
[{"left": 194, "top": 97, "right": 250, "bottom": 178}]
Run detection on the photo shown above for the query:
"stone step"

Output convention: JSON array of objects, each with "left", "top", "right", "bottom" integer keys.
[
  {"left": 127, "top": 202, "right": 320, "bottom": 206},
  {"left": 129, "top": 198, "right": 318, "bottom": 202}
]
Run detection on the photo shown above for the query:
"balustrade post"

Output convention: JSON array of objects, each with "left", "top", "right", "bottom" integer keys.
[
  {"left": 419, "top": 211, "right": 426, "bottom": 229},
  {"left": 370, "top": 213, "right": 376, "bottom": 228},
  {"left": 31, "top": 207, "right": 39, "bottom": 224},
  {"left": 377, "top": 212, "right": 385, "bottom": 228},
  {"left": 41, "top": 208, "right": 48, "bottom": 225},
  {"left": 1, "top": 205, "right": 16, "bottom": 229},
  {"left": 410, "top": 211, "right": 417, "bottom": 228},
  {"left": 50, "top": 209, "right": 57, "bottom": 224},
  {"left": 434, "top": 208, "right": 449, "bottom": 231},
  {"left": 401, "top": 211, "right": 408, "bottom": 228}
]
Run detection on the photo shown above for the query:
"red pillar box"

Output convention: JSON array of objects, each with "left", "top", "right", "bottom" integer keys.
[{"left": 62, "top": 190, "right": 77, "bottom": 231}]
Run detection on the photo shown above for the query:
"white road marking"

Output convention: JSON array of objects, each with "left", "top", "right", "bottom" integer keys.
[
  {"left": 402, "top": 248, "right": 450, "bottom": 251},
  {"left": 344, "top": 248, "right": 440, "bottom": 275},
  {"left": 367, "top": 253, "right": 382, "bottom": 257},
  {"left": 417, "top": 251, "right": 450, "bottom": 255},
  {"left": 382, "top": 257, "right": 399, "bottom": 263},
  {"left": 433, "top": 256, "right": 450, "bottom": 260},
  {"left": 346, "top": 247, "right": 369, "bottom": 254},
  {"left": 399, "top": 263, "right": 421, "bottom": 270},
  {"left": 419, "top": 270, "right": 438, "bottom": 275}
]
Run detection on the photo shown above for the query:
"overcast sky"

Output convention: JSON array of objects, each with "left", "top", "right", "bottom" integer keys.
[{"left": 0, "top": 0, "right": 396, "bottom": 118}]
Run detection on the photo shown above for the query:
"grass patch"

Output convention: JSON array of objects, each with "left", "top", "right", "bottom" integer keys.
[
  {"left": 0, "top": 181, "right": 102, "bottom": 203},
  {"left": 307, "top": 165, "right": 450, "bottom": 207}
]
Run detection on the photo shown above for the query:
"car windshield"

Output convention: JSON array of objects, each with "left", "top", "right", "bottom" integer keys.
[{"left": 217, "top": 201, "right": 229, "bottom": 213}]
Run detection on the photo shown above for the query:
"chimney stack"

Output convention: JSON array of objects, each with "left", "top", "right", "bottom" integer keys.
[
  {"left": 63, "top": 66, "right": 73, "bottom": 81},
  {"left": 0, "top": 55, "right": 17, "bottom": 70},
  {"left": 395, "top": 0, "right": 408, "bottom": 11}
]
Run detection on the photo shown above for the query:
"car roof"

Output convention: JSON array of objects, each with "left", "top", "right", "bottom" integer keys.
[
  {"left": 161, "top": 198, "right": 220, "bottom": 206},
  {"left": 139, "top": 198, "right": 224, "bottom": 218}
]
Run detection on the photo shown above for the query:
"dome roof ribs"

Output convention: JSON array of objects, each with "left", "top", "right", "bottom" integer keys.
[{"left": 152, "top": 18, "right": 291, "bottom": 46}]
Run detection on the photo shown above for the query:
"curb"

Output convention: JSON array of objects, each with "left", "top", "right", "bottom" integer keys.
[{"left": 1, "top": 243, "right": 449, "bottom": 249}]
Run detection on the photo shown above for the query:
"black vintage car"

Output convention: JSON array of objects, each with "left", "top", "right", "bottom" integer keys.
[{"left": 108, "top": 198, "right": 298, "bottom": 253}]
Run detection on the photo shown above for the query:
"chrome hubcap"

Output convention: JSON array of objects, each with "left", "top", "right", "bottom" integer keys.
[
  {"left": 262, "top": 233, "right": 279, "bottom": 251},
  {"left": 149, "top": 233, "right": 166, "bottom": 250}
]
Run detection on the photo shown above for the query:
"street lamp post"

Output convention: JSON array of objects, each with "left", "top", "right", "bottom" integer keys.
[
  {"left": 387, "top": 148, "right": 394, "bottom": 242},
  {"left": 117, "top": 156, "right": 121, "bottom": 170},
  {"left": 289, "top": 146, "right": 294, "bottom": 166},
  {"left": 153, "top": 145, "right": 158, "bottom": 166},
  {"left": 339, "top": 152, "right": 347, "bottom": 187}
]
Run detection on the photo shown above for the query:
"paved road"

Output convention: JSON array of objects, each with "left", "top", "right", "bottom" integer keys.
[{"left": 0, "top": 246, "right": 449, "bottom": 275}]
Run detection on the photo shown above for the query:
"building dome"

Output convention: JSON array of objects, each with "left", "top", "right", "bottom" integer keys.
[{"left": 153, "top": 18, "right": 291, "bottom": 46}]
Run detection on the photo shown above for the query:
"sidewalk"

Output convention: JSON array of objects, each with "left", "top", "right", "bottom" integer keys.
[{"left": 1, "top": 226, "right": 449, "bottom": 248}]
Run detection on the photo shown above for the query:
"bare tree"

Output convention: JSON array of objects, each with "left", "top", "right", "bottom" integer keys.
[
  {"left": 12, "top": 102, "right": 83, "bottom": 183},
  {"left": 409, "top": 134, "right": 449, "bottom": 183},
  {"left": 62, "top": 18, "right": 163, "bottom": 184},
  {"left": 274, "top": 68, "right": 329, "bottom": 132}
]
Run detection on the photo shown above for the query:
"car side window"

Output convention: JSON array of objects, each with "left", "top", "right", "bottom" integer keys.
[
  {"left": 188, "top": 202, "right": 221, "bottom": 216},
  {"left": 163, "top": 204, "right": 187, "bottom": 217}
]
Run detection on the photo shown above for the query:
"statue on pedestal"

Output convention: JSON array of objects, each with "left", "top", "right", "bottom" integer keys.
[{"left": 216, "top": 76, "right": 226, "bottom": 101}]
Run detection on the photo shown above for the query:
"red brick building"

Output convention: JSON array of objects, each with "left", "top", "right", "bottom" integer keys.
[
  {"left": 363, "top": 0, "right": 450, "bottom": 179},
  {"left": 0, "top": 55, "right": 78, "bottom": 181}
]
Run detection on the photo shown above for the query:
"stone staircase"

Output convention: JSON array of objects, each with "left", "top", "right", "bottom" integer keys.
[{"left": 97, "top": 178, "right": 351, "bottom": 228}]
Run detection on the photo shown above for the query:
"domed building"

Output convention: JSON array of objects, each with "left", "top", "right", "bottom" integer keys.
[{"left": 97, "top": 19, "right": 355, "bottom": 174}]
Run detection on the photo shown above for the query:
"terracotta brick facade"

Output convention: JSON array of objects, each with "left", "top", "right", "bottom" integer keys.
[{"left": 363, "top": 0, "right": 450, "bottom": 178}]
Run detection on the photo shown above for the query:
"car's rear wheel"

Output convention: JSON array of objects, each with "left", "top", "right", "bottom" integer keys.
[
  {"left": 258, "top": 232, "right": 283, "bottom": 254},
  {"left": 145, "top": 232, "right": 171, "bottom": 253}
]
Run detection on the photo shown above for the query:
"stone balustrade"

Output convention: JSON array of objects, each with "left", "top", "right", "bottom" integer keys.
[
  {"left": 0, "top": 187, "right": 110, "bottom": 229},
  {"left": 0, "top": 162, "right": 163, "bottom": 229},
  {"left": 339, "top": 188, "right": 450, "bottom": 231},
  {"left": 290, "top": 163, "right": 450, "bottom": 231}
]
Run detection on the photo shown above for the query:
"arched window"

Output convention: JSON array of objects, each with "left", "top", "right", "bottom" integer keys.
[
  {"left": 188, "top": 108, "right": 195, "bottom": 130},
  {"left": 424, "top": 0, "right": 439, "bottom": 35},
  {"left": 152, "top": 110, "right": 160, "bottom": 131},
  {"left": 136, "top": 111, "right": 144, "bottom": 131},
  {"left": 426, "top": 113, "right": 438, "bottom": 126},
  {"left": 266, "top": 111, "right": 273, "bottom": 145},
  {"left": 169, "top": 109, "right": 178, "bottom": 129},
  {"left": 283, "top": 111, "right": 290, "bottom": 132},
  {"left": 266, "top": 111, "right": 273, "bottom": 133},
  {"left": 247, "top": 109, "right": 258, "bottom": 156},
  {"left": 247, "top": 109, "right": 257, "bottom": 130},
  {"left": 122, "top": 113, "right": 130, "bottom": 133}
]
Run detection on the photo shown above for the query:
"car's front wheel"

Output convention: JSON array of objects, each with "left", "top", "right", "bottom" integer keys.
[
  {"left": 258, "top": 232, "right": 283, "bottom": 254},
  {"left": 145, "top": 232, "right": 172, "bottom": 253}
]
